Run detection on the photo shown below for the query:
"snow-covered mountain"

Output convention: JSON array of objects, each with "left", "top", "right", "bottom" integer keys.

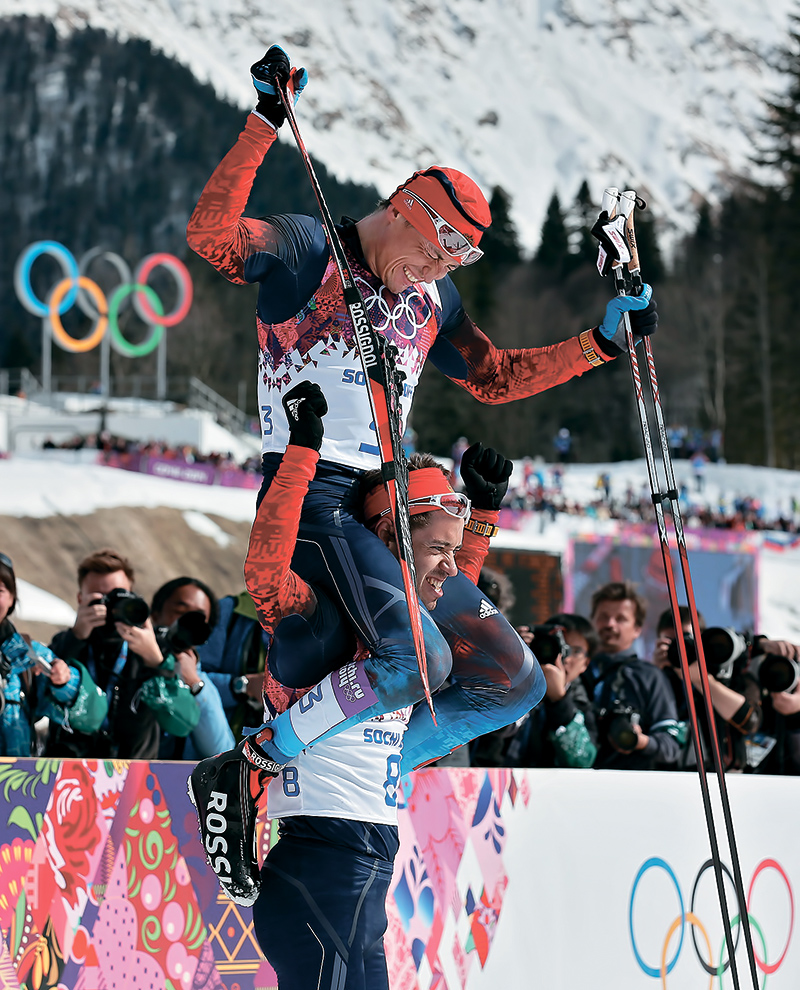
[{"left": 1, "top": 0, "right": 796, "bottom": 249}]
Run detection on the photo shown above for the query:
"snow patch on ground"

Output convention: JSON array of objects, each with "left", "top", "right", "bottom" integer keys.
[
  {"left": 15, "top": 579, "right": 77, "bottom": 626},
  {"left": 182, "top": 510, "right": 235, "bottom": 547}
]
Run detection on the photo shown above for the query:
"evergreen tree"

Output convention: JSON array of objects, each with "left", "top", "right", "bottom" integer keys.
[
  {"left": 565, "top": 179, "right": 597, "bottom": 269},
  {"left": 481, "top": 186, "right": 522, "bottom": 267},
  {"left": 534, "top": 193, "right": 569, "bottom": 274},
  {"left": 633, "top": 202, "right": 666, "bottom": 284},
  {"left": 760, "top": 12, "right": 800, "bottom": 188}
]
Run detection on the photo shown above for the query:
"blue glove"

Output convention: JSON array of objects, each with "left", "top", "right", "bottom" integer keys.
[
  {"left": 251, "top": 46, "right": 308, "bottom": 129},
  {"left": 598, "top": 283, "right": 657, "bottom": 352}
]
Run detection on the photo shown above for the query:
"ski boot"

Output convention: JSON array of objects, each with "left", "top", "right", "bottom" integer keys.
[{"left": 187, "top": 732, "right": 284, "bottom": 906}]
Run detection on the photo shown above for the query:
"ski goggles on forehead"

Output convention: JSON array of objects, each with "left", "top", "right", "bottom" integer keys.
[
  {"left": 377, "top": 491, "right": 471, "bottom": 520},
  {"left": 0, "top": 553, "right": 13, "bottom": 570},
  {"left": 402, "top": 189, "right": 484, "bottom": 266}
]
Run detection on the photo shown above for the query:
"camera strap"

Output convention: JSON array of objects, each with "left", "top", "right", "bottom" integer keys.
[
  {"left": 608, "top": 663, "right": 629, "bottom": 708},
  {"left": 101, "top": 642, "right": 128, "bottom": 717},
  {"left": 593, "top": 659, "right": 629, "bottom": 711}
]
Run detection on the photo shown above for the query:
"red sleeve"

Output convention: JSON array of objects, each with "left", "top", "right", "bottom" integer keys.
[
  {"left": 456, "top": 508, "right": 499, "bottom": 585},
  {"left": 244, "top": 444, "right": 319, "bottom": 635},
  {"left": 444, "top": 315, "right": 615, "bottom": 404},
  {"left": 186, "top": 113, "right": 280, "bottom": 284}
]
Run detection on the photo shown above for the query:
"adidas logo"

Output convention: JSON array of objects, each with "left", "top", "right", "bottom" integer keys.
[
  {"left": 478, "top": 599, "right": 499, "bottom": 619},
  {"left": 285, "top": 397, "right": 304, "bottom": 421}
]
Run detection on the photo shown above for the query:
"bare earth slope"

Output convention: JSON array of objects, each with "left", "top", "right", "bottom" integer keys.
[{"left": 1, "top": 507, "right": 252, "bottom": 643}]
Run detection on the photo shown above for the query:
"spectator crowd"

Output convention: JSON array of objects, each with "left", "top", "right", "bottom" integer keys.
[
  {"left": 2, "top": 546, "right": 798, "bottom": 776},
  {"left": 41, "top": 432, "right": 800, "bottom": 533},
  {"left": 501, "top": 461, "right": 800, "bottom": 534},
  {"left": 43, "top": 431, "right": 262, "bottom": 476}
]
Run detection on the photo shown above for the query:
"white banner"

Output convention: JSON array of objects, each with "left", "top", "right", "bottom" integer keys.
[{"left": 412, "top": 770, "right": 799, "bottom": 990}]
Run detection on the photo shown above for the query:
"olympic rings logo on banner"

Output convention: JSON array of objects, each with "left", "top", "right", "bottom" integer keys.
[
  {"left": 13, "top": 241, "right": 193, "bottom": 357},
  {"left": 629, "top": 857, "right": 794, "bottom": 989}
]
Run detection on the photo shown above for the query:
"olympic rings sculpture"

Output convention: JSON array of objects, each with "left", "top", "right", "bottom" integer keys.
[
  {"left": 629, "top": 856, "right": 794, "bottom": 988},
  {"left": 13, "top": 241, "right": 193, "bottom": 357}
]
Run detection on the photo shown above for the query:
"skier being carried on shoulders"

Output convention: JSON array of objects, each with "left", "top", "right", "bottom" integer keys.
[{"left": 186, "top": 46, "right": 658, "bottom": 787}]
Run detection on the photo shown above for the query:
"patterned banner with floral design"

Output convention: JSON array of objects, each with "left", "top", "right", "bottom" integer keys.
[
  {"left": 2, "top": 762, "right": 797, "bottom": 989},
  {"left": 0, "top": 759, "right": 527, "bottom": 990}
]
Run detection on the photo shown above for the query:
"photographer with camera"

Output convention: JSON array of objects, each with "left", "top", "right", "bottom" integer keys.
[
  {"left": 150, "top": 577, "right": 235, "bottom": 760},
  {"left": 653, "top": 606, "right": 761, "bottom": 772},
  {"left": 48, "top": 549, "right": 199, "bottom": 759},
  {"left": 510, "top": 614, "right": 600, "bottom": 768},
  {"left": 747, "top": 636, "right": 800, "bottom": 774},
  {"left": 0, "top": 552, "right": 89, "bottom": 755},
  {"left": 588, "top": 581, "right": 680, "bottom": 770}
]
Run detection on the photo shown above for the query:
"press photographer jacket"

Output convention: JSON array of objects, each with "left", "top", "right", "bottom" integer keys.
[
  {"left": 48, "top": 628, "right": 169, "bottom": 759},
  {"left": 590, "top": 651, "right": 682, "bottom": 770}
]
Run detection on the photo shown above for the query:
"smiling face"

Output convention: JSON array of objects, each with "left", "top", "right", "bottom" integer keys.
[
  {"left": 375, "top": 509, "right": 464, "bottom": 611},
  {"left": 364, "top": 208, "right": 459, "bottom": 294},
  {"left": 410, "top": 512, "right": 464, "bottom": 610}
]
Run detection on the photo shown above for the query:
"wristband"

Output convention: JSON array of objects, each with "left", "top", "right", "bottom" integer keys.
[
  {"left": 579, "top": 330, "right": 605, "bottom": 367},
  {"left": 464, "top": 517, "right": 499, "bottom": 538}
]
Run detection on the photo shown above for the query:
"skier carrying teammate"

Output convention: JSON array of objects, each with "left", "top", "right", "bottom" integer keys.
[
  {"left": 186, "top": 45, "right": 657, "bottom": 840},
  {"left": 190, "top": 381, "right": 509, "bottom": 923}
]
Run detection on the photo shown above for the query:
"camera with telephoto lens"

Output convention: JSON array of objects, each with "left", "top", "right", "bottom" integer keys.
[
  {"left": 599, "top": 701, "right": 641, "bottom": 751},
  {"left": 667, "top": 626, "right": 748, "bottom": 683},
  {"left": 751, "top": 653, "right": 800, "bottom": 695},
  {"left": 155, "top": 611, "right": 212, "bottom": 657},
  {"left": 90, "top": 588, "right": 150, "bottom": 631},
  {"left": 531, "top": 624, "right": 570, "bottom": 665}
]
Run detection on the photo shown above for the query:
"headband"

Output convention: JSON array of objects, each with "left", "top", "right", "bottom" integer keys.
[{"left": 363, "top": 468, "right": 457, "bottom": 522}]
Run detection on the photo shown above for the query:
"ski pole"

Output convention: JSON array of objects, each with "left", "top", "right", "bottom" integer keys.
[
  {"left": 616, "top": 189, "right": 760, "bottom": 990},
  {"left": 275, "top": 76, "right": 436, "bottom": 719},
  {"left": 598, "top": 188, "right": 755, "bottom": 990}
]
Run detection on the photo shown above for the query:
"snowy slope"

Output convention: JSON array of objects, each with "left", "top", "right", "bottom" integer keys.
[
  {"left": 2, "top": 0, "right": 795, "bottom": 249},
  {"left": 2, "top": 453, "right": 799, "bottom": 637}
]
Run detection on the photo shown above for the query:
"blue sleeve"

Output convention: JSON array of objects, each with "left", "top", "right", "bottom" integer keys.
[
  {"left": 427, "top": 274, "right": 471, "bottom": 380},
  {"left": 196, "top": 597, "right": 235, "bottom": 672},
  {"left": 203, "top": 669, "right": 237, "bottom": 711},
  {"left": 437, "top": 274, "right": 467, "bottom": 334},
  {"left": 185, "top": 680, "right": 236, "bottom": 759},
  {"left": 243, "top": 214, "right": 331, "bottom": 325},
  {"left": 48, "top": 663, "right": 80, "bottom": 706}
]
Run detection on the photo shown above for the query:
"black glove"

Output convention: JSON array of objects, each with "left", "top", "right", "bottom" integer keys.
[
  {"left": 459, "top": 442, "right": 513, "bottom": 511},
  {"left": 251, "top": 46, "right": 308, "bottom": 129},
  {"left": 629, "top": 296, "right": 658, "bottom": 338},
  {"left": 282, "top": 381, "right": 328, "bottom": 451}
]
